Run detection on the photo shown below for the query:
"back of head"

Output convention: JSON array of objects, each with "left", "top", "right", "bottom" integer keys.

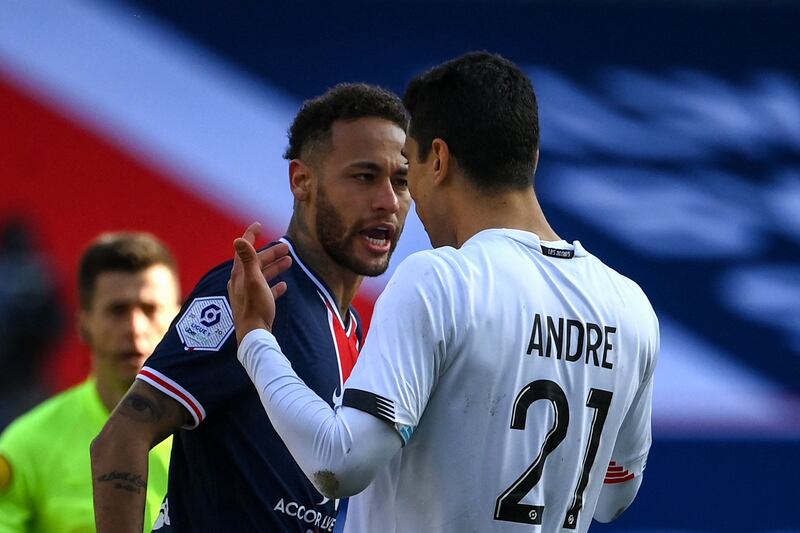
[
  {"left": 78, "top": 232, "right": 179, "bottom": 310},
  {"left": 284, "top": 83, "right": 408, "bottom": 162},
  {"left": 403, "top": 51, "right": 540, "bottom": 191}
]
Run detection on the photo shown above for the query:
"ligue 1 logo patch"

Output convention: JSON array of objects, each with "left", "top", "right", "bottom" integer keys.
[{"left": 177, "top": 296, "right": 234, "bottom": 351}]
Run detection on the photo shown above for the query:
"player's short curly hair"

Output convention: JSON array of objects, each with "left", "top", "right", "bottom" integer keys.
[
  {"left": 284, "top": 83, "right": 408, "bottom": 161},
  {"left": 78, "top": 232, "right": 179, "bottom": 310},
  {"left": 403, "top": 51, "right": 540, "bottom": 192}
]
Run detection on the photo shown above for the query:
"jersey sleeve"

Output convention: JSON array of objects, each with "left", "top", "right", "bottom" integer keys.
[
  {"left": 0, "top": 424, "right": 35, "bottom": 531},
  {"left": 606, "top": 304, "right": 660, "bottom": 482},
  {"left": 137, "top": 260, "right": 244, "bottom": 428},
  {"left": 342, "top": 251, "right": 459, "bottom": 444}
]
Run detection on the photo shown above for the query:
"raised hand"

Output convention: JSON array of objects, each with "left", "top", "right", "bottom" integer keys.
[{"left": 227, "top": 222, "right": 292, "bottom": 343}]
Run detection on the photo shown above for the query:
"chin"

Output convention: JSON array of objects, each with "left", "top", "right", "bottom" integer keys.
[
  {"left": 354, "top": 258, "right": 390, "bottom": 277},
  {"left": 345, "top": 243, "right": 392, "bottom": 277},
  {"left": 118, "top": 360, "right": 144, "bottom": 379},
  {"left": 115, "top": 373, "right": 138, "bottom": 389}
]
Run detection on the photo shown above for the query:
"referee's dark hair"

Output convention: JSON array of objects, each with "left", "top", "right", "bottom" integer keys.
[
  {"left": 78, "top": 232, "right": 179, "bottom": 310},
  {"left": 403, "top": 51, "right": 540, "bottom": 192},
  {"left": 284, "top": 83, "right": 408, "bottom": 162}
]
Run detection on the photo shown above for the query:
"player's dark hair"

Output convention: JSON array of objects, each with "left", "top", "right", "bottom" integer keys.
[
  {"left": 78, "top": 232, "right": 179, "bottom": 310},
  {"left": 403, "top": 51, "right": 540, "bottom": 191},
  {"left": 284, "top": 83, "right": 408, "bottom": 161}
]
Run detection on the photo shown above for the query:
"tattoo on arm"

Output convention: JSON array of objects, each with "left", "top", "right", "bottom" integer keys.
[
  {"left": 96, "top": 471, "right": 147, "bottom": 494},
  {"left": 116, "top": 382, "right": 191, "bottom": 431},
  {"left": 118, "top": 393, "right": 166, "bottom": 424}
]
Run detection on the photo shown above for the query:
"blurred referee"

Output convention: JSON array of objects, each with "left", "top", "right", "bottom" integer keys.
[{"left": 0, "top": 232, "right": 180, "bottom": 532}]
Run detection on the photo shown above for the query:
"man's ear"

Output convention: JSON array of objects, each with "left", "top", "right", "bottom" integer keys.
[
  {"left": 289, "top": 160, "right": 314, "bottom": 202},
  {"left": 430, "top": 138, "right": 451, "bottom": 187}
]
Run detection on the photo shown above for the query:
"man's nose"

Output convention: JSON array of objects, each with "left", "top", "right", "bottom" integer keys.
[
  {"left": 129, "top": 307, "right": 150, "bottom": 337},
  {"left": 372, "top": 178, "right": 400, "bottom": 213}
]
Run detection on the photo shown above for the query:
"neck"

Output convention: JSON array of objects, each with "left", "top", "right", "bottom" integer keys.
[
  {"left": 93, "top": 371, "right": 128, "bottom": 413},
  {"left": 451, "top": 187, "right": 560, "bottom": 248},
  {"left": 286, "top": 218, "right": 362, "bottom": 318}
]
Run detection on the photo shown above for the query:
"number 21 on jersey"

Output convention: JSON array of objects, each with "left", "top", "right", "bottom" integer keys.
[{"left": 494, "top": 380, "right": 612, "bottom": 529}]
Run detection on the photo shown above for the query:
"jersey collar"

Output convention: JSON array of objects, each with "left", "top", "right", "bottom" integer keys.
[
  {"left": 279, "top": 236, "right": 353, "bottom": 330},
  {"left": 472, "top": 228, "right": 589, "bottom": 258}
]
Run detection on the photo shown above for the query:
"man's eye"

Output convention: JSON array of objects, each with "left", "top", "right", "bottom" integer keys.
[
  {"left": 394, "top": 178, "right": 409, "bottom": 190},
  {"left": 141, "top": 304, "right": 157, "bottom": 317},
  {"left": 353, "top": 173, "right": 373, "bottom": 181},
  {"left": 108, "top": 304, "right": 128, "bottom": 317}
]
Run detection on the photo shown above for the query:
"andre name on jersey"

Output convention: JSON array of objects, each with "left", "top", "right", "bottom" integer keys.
[{"left": 526, "top": 313, "right": 615, "bottom": 370}]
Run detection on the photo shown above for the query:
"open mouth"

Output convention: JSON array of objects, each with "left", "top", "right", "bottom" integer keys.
[{"left": 360, "top": 225, "right": 394, "bottom": 252}]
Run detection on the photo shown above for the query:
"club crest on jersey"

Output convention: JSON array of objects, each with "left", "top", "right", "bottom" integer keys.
[{"left": 177, "top": 296, "right": 234, "bottom": 351}]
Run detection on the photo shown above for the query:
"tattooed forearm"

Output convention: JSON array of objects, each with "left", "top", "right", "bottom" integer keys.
[
  {"left": 119, "top": 393, "right": 165, "bottom": 423},
  {"left": 96, "top": 471, "right": 147, "bottom": 494}
]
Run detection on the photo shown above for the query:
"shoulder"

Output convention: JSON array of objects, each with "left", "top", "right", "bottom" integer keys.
[
  {"left": 187, "top": 257, "right": 235, "bottom": 297},
  {"left": 2, "top": 383, "right": 88, "bottom": 441},
  {"left": 375, "top": 247, "right": 470, "bottom": 322},
  {"left": 0, "top": 382, "right": 88, "bottom": 461},
  {"left": 188, "top": 240, "right": 300, "bottom": 296},
  {"left": 167, "top": 252, "right": 282, "bottom": 354},
  {"left": 613, "top": 271, "right": 658, "bottom": 332},
  {"left": 581, "top": 250, "right": 657, "bottom": 318},
  {"left": 389, "top": 247, "right": 465, "bottom": 289},
  {"left": 189, "top": 244, "right": 308, "bottom": 303},
  {"left": 589, "top": 258, "right": 660, "bottom": 352}
]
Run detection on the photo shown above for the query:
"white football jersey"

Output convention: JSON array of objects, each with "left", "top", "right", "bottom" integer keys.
[{"left": 341, "top": 228, "right": 659, "bottom": 532}]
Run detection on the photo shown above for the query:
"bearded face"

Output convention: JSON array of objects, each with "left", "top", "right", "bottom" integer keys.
[
  {"left": 314, "top": 179, "right": 403, "bottom": 277},
  {"left": 290, "top": 117, "right": 411, "bottom": 279}
]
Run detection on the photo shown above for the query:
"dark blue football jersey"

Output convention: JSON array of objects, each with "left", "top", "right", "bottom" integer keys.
[{"left": 138, "top": 237, "right": 362, "bottom": 533}]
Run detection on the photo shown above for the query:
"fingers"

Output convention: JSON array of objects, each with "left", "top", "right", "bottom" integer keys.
[
  {"left": 231, "top": 223, "right": 292, "bottom": 289},
  {"left": 256, "top": 242, "right": 290, "bottom": 267},
  {"left": 236, "top": 222, "right": 291, "bottom": 267},
  {"left": 242, "top": 221, "right": 261, "bottom": 246},
  {"left": 271, "top": 281, "right": 288, "bottom": 301},
  {"left": 233, "top": 237, "right": 260, "bottom": 272},
  {"left": 261, "top": 255, "right": 292, "bottom": 282}
]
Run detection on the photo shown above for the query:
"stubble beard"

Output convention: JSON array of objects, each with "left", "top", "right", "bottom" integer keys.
[{"left": 315, "top": 185, "right": 400, "bottom": 277}]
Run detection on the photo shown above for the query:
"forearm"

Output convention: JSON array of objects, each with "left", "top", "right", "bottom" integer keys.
[
  {"left": 90, "top": 381, "right": 184, "bottom": 533},
  {"left": 238, "top": 329, "right": 401, "bottom": 498},
  {"left": 90, "top": 425, "right": 150, "bottom": 533}
]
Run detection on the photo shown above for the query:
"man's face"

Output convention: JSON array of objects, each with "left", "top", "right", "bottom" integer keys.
[
  {"left": 80, "top": 265, "right": 179, "bottom": 388},
  {"left": 310, "top": 117, "right": 411, "bottom": 276}
]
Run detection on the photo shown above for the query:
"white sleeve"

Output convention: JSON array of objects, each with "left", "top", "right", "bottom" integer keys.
[
  {"left": 341, "top": 252, "right": 455, "bottom": 444},
  {"left": 595, "top": 304, "right": 659, "bottom": 521},
  {"left": 593, "top": 475, "right": 643, "bottom": 523},
  {"left": 237, "top": 329, "right": 402, "bottom": 499}
]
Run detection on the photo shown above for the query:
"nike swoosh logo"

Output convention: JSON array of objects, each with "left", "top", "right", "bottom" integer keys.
[{"left": 332, "top": 386, "right": 343, "bottom": 405}]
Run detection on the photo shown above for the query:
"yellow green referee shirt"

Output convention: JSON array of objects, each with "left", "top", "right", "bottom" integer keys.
[{"left": 0, "top": 378, "right": 171, "bottom": 533}]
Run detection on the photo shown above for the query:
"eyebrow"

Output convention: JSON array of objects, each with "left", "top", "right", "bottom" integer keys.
[
  {"left": 348, "top": 161, "right": 408, "bottom": 176},
  {"left": 348, "top": 161, "right": 383, "bottom": 172}
]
